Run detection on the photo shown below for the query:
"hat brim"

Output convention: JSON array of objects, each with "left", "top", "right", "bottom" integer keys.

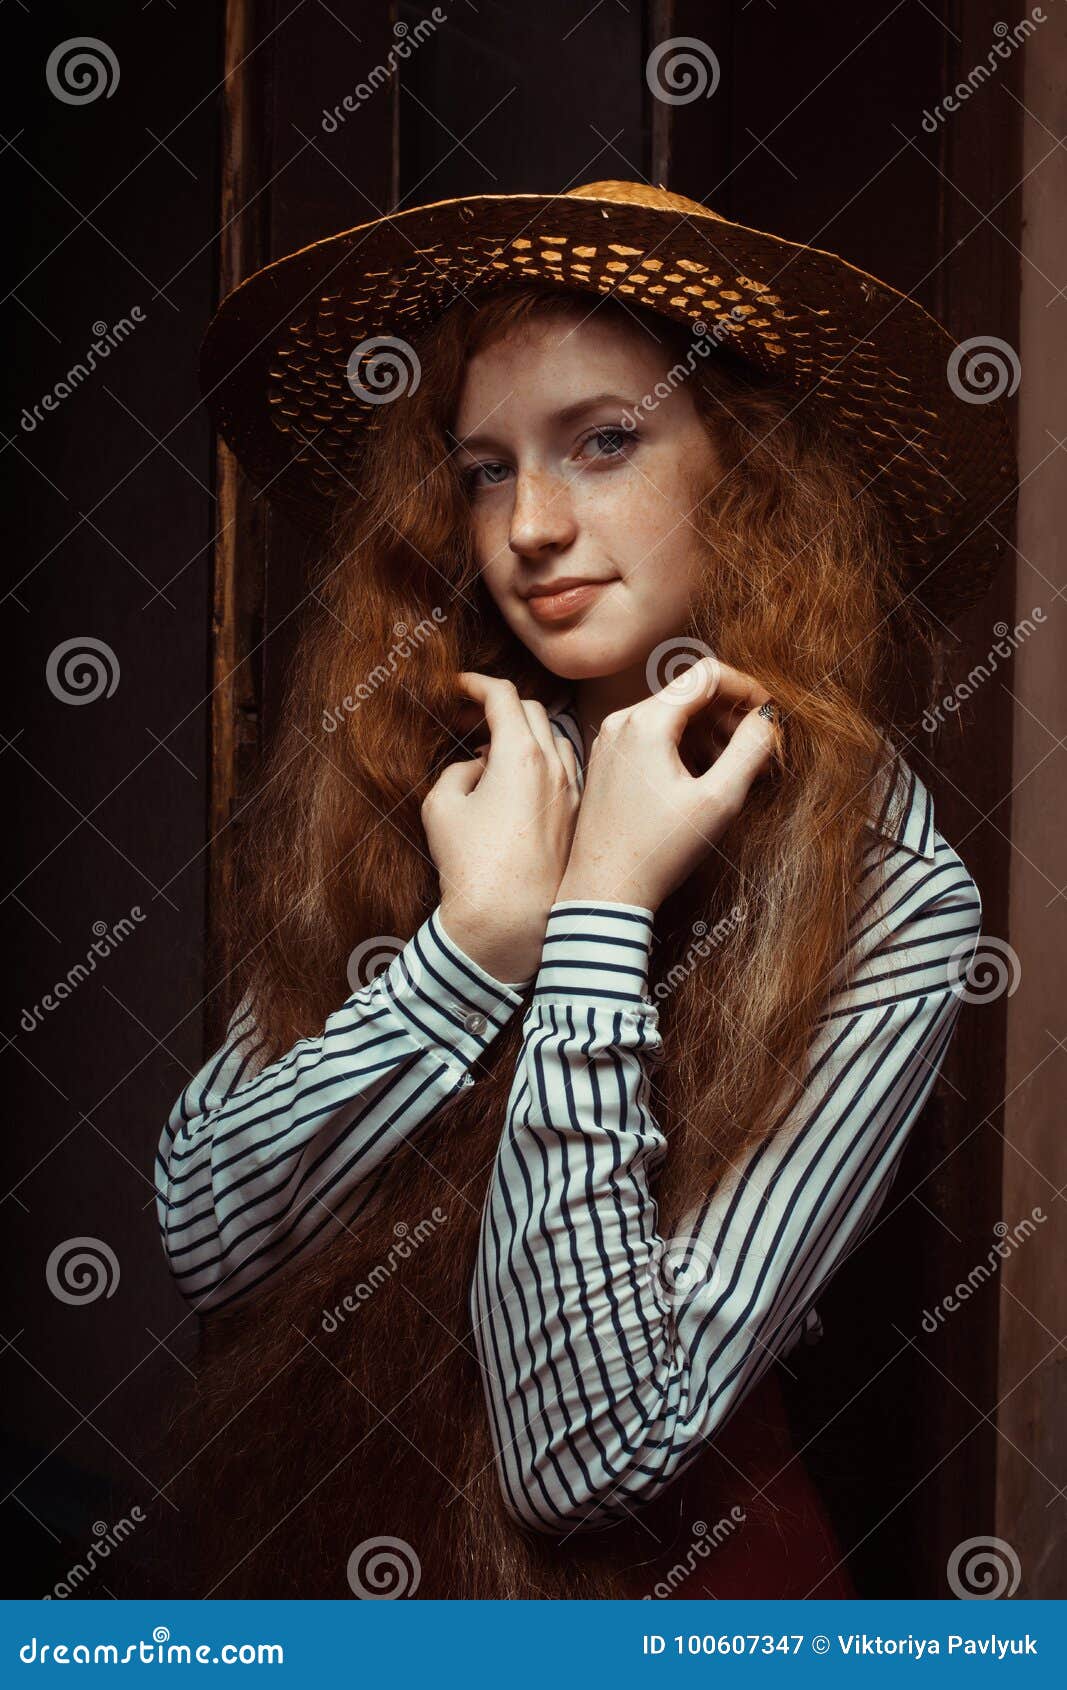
[{"left": 199, "top": 186, "right": 1016, "bottom": 626}]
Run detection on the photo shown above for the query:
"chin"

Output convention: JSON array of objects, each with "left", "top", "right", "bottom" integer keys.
[{"left": 533, "top": 643, "right": 643, "bottom": 682}]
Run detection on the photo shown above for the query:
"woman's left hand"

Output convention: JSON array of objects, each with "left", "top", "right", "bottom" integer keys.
[{"left": 556, "top": 655, "right": 780, "bottom": 913}]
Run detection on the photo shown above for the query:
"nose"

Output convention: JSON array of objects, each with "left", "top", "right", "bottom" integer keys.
[{"left": 508, "top": 465, "right": 578, "bottom": 558}]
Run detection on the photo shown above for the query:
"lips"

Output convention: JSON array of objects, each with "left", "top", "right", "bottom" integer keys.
[{"left": 523, "top": 579, "right": 615, "bottom": 623}]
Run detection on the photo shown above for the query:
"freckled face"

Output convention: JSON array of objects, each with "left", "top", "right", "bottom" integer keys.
[{"left": 451, "top": 310, "right": 721, "bottom": 680}]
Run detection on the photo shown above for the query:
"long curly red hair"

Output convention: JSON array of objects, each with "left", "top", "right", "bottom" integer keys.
[{"left": 146, "top": 282, "right": 935, "bottom": 1597}]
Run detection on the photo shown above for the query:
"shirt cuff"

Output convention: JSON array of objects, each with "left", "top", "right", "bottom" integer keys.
[
  {"left": 534, "top": 900, "right": 656, "bottom": 1007},
  {"left": 373, "top": 904, "right": 531, "bottom": 1069}
]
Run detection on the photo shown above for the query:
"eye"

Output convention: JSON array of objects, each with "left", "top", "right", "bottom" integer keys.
[
  {"left": 464, "top": 459, "right": 511, "bottom": 493},
  {"left": 575, "top": 425, "right": 638, "bottom": 463}
]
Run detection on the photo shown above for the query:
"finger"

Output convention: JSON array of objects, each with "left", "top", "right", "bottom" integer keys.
[
  {"left": 651, "top": 659, "right": 775, "bottom": 774},
  {"left": 430, "top": 756, "right": 485, "bottom": 801},
  {"left": 706, "top": 659, "right": 773, "bottom": 714},
  {"left": 684, "top": 691, "right": 778, "bottom": 772},
  {"left": 519, "top": 697, "right": 561, "bottom": 765},
  {"left": 550, "top": 726, "right": 580, "bottom": 787},
  {"left": 455, "top": 672, "right": 538, "bottom": 763},
  {"left": 653, "top": 654, "right": 772, "bottom": 727},
  {"left": 693, "top": 704, "right": 777, "bottom": 809}
]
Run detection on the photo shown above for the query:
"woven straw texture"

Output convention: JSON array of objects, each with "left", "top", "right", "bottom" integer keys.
[{"left": 199, "top": 180, "right": 1017, "bottom": 626}]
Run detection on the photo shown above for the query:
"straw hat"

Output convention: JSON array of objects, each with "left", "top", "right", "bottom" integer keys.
[{"left": 199, "top": 179, "right": 1017, "bottom": 625}]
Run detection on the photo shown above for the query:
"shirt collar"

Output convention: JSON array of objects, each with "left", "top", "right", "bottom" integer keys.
[
  {"left": 546, "top": 695, "right": 936, "bottom": 863},
  {"left": 867, "top": 746, "right": 937, "bottom": 861}
]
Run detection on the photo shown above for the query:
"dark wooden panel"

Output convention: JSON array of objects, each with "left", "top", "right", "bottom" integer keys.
[
  {"left": 397, "top": 0, "right": 647, "bottom": 199},
  {"left": 260, "top": 3, "right": 402, "bottom": 738},
  {"left": 919, "top": 0, "right": 1020, "bottom": 1595},
  {"left": 2, "top": 0, "right": 223, "bottom": 1588},
  {"left": 207, "top": 0, "right": 400, "bottom": 1041}
]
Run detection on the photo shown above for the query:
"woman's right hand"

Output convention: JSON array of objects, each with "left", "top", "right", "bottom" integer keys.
[{"left": 421, "top": 673, "right": 581, "bottom": 983}]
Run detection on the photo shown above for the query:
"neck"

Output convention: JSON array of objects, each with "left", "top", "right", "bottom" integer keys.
[{"left": 572, "top": 662, "right": 654, "bottom": 760}]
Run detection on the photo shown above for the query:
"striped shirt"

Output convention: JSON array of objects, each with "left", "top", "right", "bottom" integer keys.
[{"left": 154, "top": 696, "right": 982, "bottom": 1531}]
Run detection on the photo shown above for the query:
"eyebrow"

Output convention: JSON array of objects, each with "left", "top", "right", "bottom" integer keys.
[{"left": 451, "top": 391, "right": 638, "bottom": 453}]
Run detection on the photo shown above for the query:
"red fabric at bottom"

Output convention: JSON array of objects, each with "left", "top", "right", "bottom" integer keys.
[{"left": 616, "top": 1366, "right": 857, "bottom": 1600}]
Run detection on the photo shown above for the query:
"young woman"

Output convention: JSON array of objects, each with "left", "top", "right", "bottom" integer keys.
[{"left": 152, "top": 181, "right": 1012, "bottom": 1599}]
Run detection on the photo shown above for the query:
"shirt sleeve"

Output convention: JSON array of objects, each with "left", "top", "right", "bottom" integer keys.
[
  {"left": 155, "top": 904, "right": 532, "bottom": 1314},
  {"left": 471, "top": 858, "right": 983, "bottom": 1532}
]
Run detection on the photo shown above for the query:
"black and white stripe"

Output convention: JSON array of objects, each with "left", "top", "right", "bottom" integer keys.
[
  {"left": 154, "top": 904, "right": 530, "bottom": 1312},
  {"left": 154, "top": 699, "right": 981, "bottom": 1533}
]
